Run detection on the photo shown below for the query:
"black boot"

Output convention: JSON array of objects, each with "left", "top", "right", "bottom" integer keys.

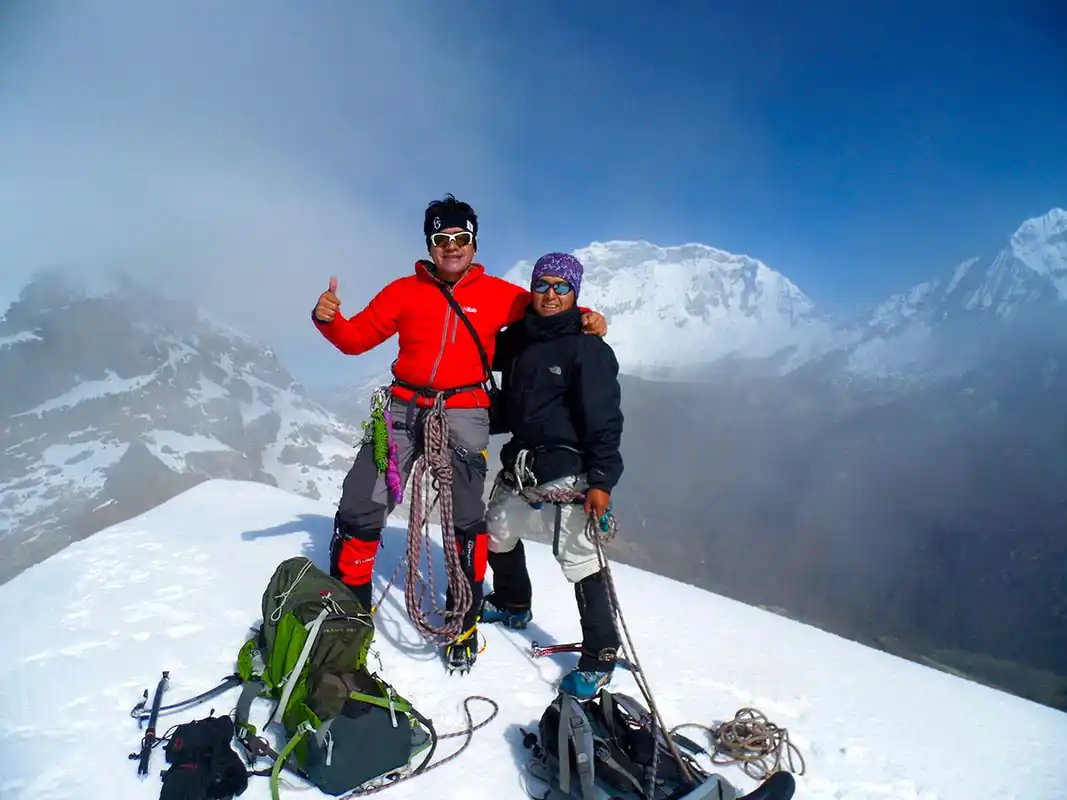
[
  {"left": 482, "top": 540, "right": 533, "bottom": 628},
  {"left": 442, "top": 527, "right": 487, "bottom": 675},
  {"left": 443, "top": 626, "right": 480, "bottom": 675},
  {"left": 486, "top": 540, "right": 533, "bottom": 609},
  {"left": 443, "top": 573, "right": 480, "bottom": 675},
  {"left": 575, "top": 570, "right": 620, "bottom": 673}
]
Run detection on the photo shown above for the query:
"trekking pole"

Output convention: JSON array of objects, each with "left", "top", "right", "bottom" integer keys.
[{"left": 129, "top": 670, "right": 169, "bottom": 776}]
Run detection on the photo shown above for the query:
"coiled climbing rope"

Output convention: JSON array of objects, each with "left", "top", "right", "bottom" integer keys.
[
  {"left": 711, "top": 708, "right": 806, "bottom": 779},
  {"left": 672, "top": 707, "right": 806, "bottom": 781},
  {"left": 402, "top": 394, "right": 473, "bottom": 642}
]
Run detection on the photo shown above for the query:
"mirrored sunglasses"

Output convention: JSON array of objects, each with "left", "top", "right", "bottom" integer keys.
[
  {"left": 430, "top": 231, "right": 474, "bottom": 247},
  {"left": 533, "top": 279, "right": 574, "bottom": 295}
]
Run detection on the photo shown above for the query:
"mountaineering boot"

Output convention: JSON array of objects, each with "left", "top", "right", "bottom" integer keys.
[
  {"left": 558, "top": 668, "right": 612, "bottom": 701},
  {"left": 575, "top": 571, "right": 620, "bottom": 671},
  {"left": 479, "top": 592, "right": 533, "bottom": 629},
  {"left": 485, "top": 539, "right": 533, "bottom": 611},
  {"left": 443, "top": 626, "right": 480, "bottom": 675}
]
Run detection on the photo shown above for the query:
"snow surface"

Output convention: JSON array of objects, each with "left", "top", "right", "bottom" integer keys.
[
  {"left": 3, "top": 480, "right": 1066, "bottom": 800},
  {"left": 8, "top": 480, "right": 1067, "bottom": 797}
]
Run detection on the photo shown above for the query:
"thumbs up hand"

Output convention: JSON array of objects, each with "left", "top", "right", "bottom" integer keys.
[{"left": 314, "top": 277, "right": 341, "bottom": 323}]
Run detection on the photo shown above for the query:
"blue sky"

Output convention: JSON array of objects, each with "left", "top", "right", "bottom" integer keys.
[
  {"left": 462, "top": 0, "right": 1067, "bottom": 310},
  {"left": 1, "top": 0, "right": 1064, "bottom": 384}
]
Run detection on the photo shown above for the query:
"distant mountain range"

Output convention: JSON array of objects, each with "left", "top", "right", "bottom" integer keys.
[
  {"left": 0, "top": 271, "right": 361, "bottom": 583},
  {"left": 500, "top": 207, "right": 1066, "bottom": 381}
]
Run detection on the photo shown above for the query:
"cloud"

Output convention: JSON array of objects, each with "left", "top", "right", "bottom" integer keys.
[{"left": 0, "top": 0, "right": 513, "bottom": 379}]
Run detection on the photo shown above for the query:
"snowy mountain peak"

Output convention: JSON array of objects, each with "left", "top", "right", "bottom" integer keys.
[
  {"left": 1008, "top": 207, "right": 1067, "bottom": 297},
  {"left": 504, "top": 239, "right": 834, "bottom": 378},
  {"left": 864, "top": 207, "right": 1067, "bottom": 337}
]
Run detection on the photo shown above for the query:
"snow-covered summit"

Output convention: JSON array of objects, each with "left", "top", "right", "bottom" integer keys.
[
  {"left": 0, "top": 270, "right": 361, "bottom": 584},
  {"left": 1009, "top": 207, "right": 1067, "bottom": 297},
  {"left": 2, "top": 479, "right": 1065, "bottom": 799},
  {"left": 845, "top": 208, "right": 1067, "bottom": 378},
  {"left": 865, "top": 208, "right": 1067, "bottom": 335},
  {"left": 504, "top": 240, "right": 838, "bottom": 378}
]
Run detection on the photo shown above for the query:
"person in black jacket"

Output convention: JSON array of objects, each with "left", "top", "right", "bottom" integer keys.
[{"left": 479, "top": 251, "right": 624, "bottom": 700}]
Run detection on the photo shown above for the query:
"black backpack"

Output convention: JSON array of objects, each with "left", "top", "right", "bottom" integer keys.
[{"left": 523, "top": 691, "right": 796, "bottom": 800}]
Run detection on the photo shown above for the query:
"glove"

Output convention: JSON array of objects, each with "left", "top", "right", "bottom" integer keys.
[
  {"left": 160, "top": 763, "right": 211, "bottom": 800},
  {"left": 163, "top": 714, "right": 249, "bottom": 799},
  {"left": 584, "top": 488, "right": 612, "bottom": 530}
]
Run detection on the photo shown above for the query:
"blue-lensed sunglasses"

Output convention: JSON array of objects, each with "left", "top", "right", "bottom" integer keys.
[{"left": 533, "top": 279, "right": 574, "bottom": 295}]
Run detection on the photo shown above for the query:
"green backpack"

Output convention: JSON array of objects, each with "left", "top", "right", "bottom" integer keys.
[{"left": 233, "top": 556, "right": 437, "bottom": 798}]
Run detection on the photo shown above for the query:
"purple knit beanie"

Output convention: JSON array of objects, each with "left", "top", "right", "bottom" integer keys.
[{"left": 531, "top": 252, "right": 584, "bottom": 299}]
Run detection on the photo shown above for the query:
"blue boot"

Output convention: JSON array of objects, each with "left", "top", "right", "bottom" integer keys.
[
  {"left": 558, "top": 668, "right": 612, "bottom": 701},
  {"left": 479, "top": 594, "right": 533, "bottom": 629}
]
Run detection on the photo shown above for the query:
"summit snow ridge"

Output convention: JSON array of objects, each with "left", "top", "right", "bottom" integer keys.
[{"left": 1, "top": 479, "right": 1066, "bottom": 800}]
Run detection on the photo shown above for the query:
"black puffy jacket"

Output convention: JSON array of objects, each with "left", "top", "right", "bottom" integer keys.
[{"left": 491, "top": 304, "right": 624, "bottom": 492}]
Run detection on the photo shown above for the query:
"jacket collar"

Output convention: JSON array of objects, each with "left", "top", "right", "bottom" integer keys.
[
  {"left": 415, "top": 259, "right": 485, "bottom": 289},
  {"left": 522, "top": 304, "right": 583, "bottom": 340}
]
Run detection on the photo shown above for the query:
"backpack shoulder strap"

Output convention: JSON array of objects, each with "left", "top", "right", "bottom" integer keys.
[
  {"left": 608, "top": 691, "right": 651, "bottom": 725},
  {"left": 557, "top": 695, "right": 597, "bottom": 800},
  {"left": 234, "top": 678, "right": 277, "bottom": 765},
  {"left": 265, "top": 605, "right": 330, "bottom": 729},
  {"left": 433, "top": 281, "right": 500, "bottom": 393}
]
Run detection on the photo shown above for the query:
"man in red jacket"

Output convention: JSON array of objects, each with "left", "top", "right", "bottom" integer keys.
[{"left": 312, "top": 193, "right": 606, "bottom": 673}]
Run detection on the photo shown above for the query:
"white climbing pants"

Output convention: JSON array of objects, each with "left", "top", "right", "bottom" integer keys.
[{"left": 486, "top": 473, "right": 601, "bottom": 584}]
